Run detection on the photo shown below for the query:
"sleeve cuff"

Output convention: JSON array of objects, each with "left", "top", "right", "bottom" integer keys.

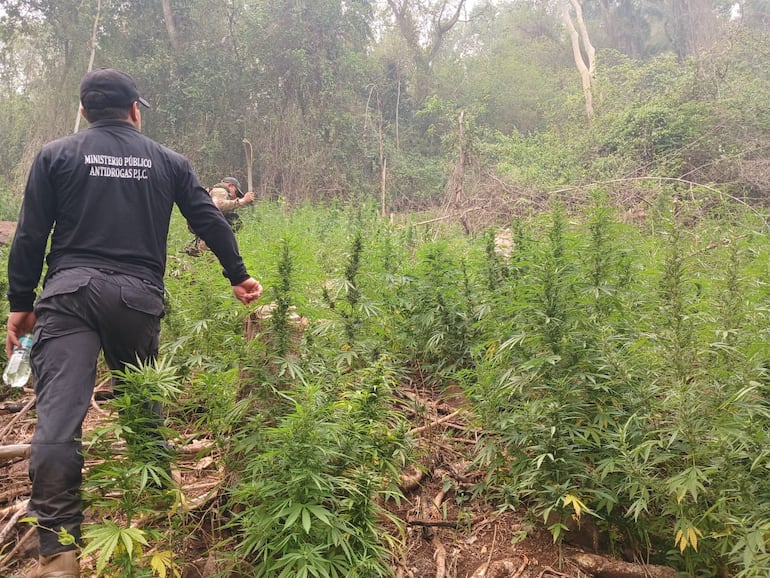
[{"left": 222, "top": 267, "right": 249, "bottom": 286}]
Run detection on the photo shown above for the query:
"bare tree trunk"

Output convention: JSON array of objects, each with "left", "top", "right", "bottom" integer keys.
[
  {"left": 365, "top": 85, "right": 388, "bottom": 216},
  {"left": 562, "top": 0, "right": 595, "bottom": 120},
  {"left": 161, "top": 0, "right": 181, "bottom": 52},
  {"left": 381, "top": 157, "right": 387, "bottom": 217},
  {"left": 243, "top": 139, "right": 254, "bottom": 192},
  {"left": 442, "top": 110, "right": 468, "bottom": 233},
  {"left": 74, "top": 0, "right": 101, "bottom": 134},
  {"left": 395, "top": 70, "right": 401, "bottom": 151}
]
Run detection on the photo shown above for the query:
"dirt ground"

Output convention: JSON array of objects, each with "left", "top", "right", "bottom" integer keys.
[
  {"left": 0, "top": 378, "right": 656, "bottom": 578},
  {"left": 0, "top": 222, "right": 16, "bottom": 246}
]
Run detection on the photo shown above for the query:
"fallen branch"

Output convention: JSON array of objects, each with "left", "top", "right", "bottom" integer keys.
[
  {"left": 432, "top": 483, "right": 447, "bottom": 512},
  {"left": 0, "top": 401, "right": 26, "bottom": 414},
  {"left": 406, "top": 519, "right": 458, "bottom": 528},
  {"left": 90, "top": 397, "right": 109, "bottom": 415},
  {"left": 177, "top": 439, "right": 216, "bottom": 455},
  {"left": 131, "top": 485, "right": 219, "bottom": 530},
  {"left": 410, "top": 409, "right": 466, "bottom": 436},
  {"left": 571, "top": 552, "right": 676, "bottom": 578},
  {"left": 430, "top": 479, "right": 448, "bottom": 578},
  {"left": 0, "top": 484, "right": 29, "bottom": 507},
  {"left": 0, "top": 500, "right": 28, "bottom": 521},
  {"left": 432, "top": 534, "right": 446, "bottom": 578},
  {"left": 183, "top": 486, "right": 221, "bottom": 512},
  {"left": 413, "top": 207, "right": 483, "bottom": 227},
  {"left": 537, "top": 566, "right": 572, "bottom": 578},
  {"left": 0, "top": 444, "right": 30, "bottom": 461},
  {"left": 399, "top": 465, "right": 424, "bottom": 492}
]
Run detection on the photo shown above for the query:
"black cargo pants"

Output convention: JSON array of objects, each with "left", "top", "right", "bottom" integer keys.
[{"left": 28, "top": 267, "right": 164, "bottom": 556}]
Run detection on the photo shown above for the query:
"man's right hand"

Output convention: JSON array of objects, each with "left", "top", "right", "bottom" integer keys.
[
  {"left": 241, "top": 191, "right": 256, "bottom": 206},
  {"left": 6, "top": 311, "right": 36, "bottom": 357}
]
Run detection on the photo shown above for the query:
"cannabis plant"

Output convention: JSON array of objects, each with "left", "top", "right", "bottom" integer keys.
[{"left": 81, "top": 358, "right": 184, "bottom": 577}]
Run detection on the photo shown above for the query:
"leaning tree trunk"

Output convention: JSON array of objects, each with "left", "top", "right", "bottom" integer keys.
[{"left": 562, "top": 0, "right": 596, "bottom": 121}]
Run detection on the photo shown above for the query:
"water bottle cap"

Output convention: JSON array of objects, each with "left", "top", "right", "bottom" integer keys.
[{"left": 19, "top": 334, "right": 33, "bottom": 348}]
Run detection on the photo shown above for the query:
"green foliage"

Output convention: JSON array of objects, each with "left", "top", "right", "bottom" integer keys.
[
  {"left": 394, "top": 238, "right": 477, "bottom": 377},
  {"left": 1, "top": 2, "right": 769, "bottom": 576},
  {"left": 2, "top": 0, "right": 769, "bottom": 206},
  {"left": 313, "top": 226, "right": 387, "bottom": 368},
  {"left": 599, "top": 102, "right": 711, "bottom": 174},
  {"left": 468, "top": 196, "right": 770, "bottom": 575},
  {"left": 159, "top": 196, "right": 770, "bottom": 575},
  {"left": 225, "top": 372, "right": 407, "bottom": 578},
  {"left": 6, "top": 175, "right": 770, "bottom": 577},
  {"left": 80, "top": 523, "right": 180, "bottom": 578},
  {"left": 82, "top": 358, "right": 185, "bottom": 577},
  {"left": 435, "top": 0, "right": 571, "bottom": 135},
  {"left": 271, "top": 238, "right": 295, "bottom": 358}
]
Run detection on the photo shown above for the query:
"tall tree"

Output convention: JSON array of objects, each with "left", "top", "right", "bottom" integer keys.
[
  {"left": 562, "top": 0, "right": 596, "bottom": 120},
  {"left": 161, "top": 0, "right": 180, "bottom": 53},
  {"left": 384, "top": 0, "right": 468, "bottom": 100}
]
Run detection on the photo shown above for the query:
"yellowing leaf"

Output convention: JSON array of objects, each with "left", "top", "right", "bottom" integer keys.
[
  {"left": 150, "top": 550, "right": 178, "bottom": 578},
  {"left": 687, "top": 526, "right": 701, "bottom": 552},
  {"left": 675, "top": 530, "right": 685, "bottom": 553},
  {"left": 674, "top": 524, "right": 702, "bottom": 553},
  {"left": 563, "top": 493, "right": 589, "bottom": 519}
]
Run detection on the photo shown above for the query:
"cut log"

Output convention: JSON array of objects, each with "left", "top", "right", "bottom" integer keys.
[
  {"left": 0, "top": 444, "right": 30, "bottom": 461},
  {"left": 571, "top": 552, "right": 676, "bottom": 578}
]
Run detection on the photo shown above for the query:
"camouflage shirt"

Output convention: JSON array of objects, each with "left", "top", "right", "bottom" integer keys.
[{"left": 209, "top": 182, "right": 240, "bottom": 213}]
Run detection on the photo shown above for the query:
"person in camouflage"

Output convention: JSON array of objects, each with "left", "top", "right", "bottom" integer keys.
[
  {"left": 208, "top": 177, "right": 255, "bottom": 229},
  {"left": 188, "top": 177, "right": 255, "bottom": 253}
]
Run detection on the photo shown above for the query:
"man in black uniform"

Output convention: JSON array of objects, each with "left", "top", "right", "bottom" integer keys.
[{"left": 5, "top": 68, "right": 263, "bottom": 578}]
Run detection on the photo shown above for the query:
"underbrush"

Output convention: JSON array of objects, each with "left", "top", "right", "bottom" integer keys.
[{"left": 20, "top": 194, "right": 770, "bottom": 576}]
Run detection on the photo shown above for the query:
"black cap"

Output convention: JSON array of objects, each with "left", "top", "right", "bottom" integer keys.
[
  {"left": 222, "top": 177, "right": 244, "bottom": 198},
  {"left": 80, "top": 68, "right": 150, "bottom": 110}
]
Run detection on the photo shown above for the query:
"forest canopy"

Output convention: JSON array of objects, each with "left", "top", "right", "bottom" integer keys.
[{"left": 0, "top": 0, "right": 768, "bottom": 218}]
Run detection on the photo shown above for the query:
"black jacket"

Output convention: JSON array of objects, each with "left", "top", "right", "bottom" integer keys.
[{"left": 8, "top": 119, "right": 249, "bottom": 311}]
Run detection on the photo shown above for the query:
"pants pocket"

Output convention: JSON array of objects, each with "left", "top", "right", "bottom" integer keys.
[{"left": 120, "top": 285, "right": 165, "bottom": 317}]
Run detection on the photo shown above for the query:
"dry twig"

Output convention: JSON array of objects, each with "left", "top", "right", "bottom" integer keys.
[
  {"left": 0, "top": 397, "right": 35, "bottom": 442},
  {"left": 409, "top": 409, "right": 466, "bottom": 436},
  {"left": 0, "top": 499, "right": 29, "bottom": 545},
  {"left": 0, "top": 525, "right": 35, "bottom": 572},
  {"left": 468, "top": 555, "right": 529, "bottom": 578},
  {"left": 406, "top": 519, "right": 458, "bottom": 528}
]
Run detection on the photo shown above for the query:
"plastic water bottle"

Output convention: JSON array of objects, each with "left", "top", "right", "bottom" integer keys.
[{"left": 3, "top": 334, "right": 33, "bottom": 388}]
